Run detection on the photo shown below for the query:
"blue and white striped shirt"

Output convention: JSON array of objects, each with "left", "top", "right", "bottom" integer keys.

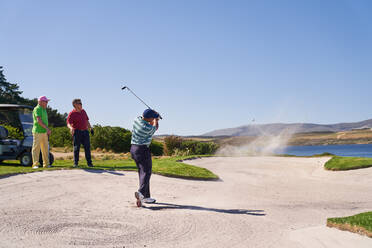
[{"left": 131, "top": 116, "right": 157, "bottom": 146}]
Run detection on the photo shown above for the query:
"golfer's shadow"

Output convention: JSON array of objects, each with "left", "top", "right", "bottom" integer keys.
[
  {"left": 83, "top": 169, "right": 125, "bottom": 176},
  {"left": 143, "top": 202, "right": 265, "bottom": 216}
]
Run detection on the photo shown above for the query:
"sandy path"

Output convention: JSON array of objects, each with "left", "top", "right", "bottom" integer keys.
[{"left": 0, "top": 156, "right": 371, "bottom": 247}]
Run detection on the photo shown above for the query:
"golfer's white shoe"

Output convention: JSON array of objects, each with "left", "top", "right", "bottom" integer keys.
[
  {"left": 32, "top": 165, "right": 39, "bottom": 169},
  {"left": 143, "top": 198, "right": 156, "bottom": 204},
  {"left": 135, "top": 191, "right": 144, "bottom": 207}
]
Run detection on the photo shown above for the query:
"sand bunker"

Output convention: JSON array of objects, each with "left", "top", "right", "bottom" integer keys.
[{"left": 0, "top": 156, "right": 371, "bottom": 247}]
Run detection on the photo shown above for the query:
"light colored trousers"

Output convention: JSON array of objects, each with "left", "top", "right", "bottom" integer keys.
[{"left": 32, "top": 133, "right": 49, "bottom": 167}]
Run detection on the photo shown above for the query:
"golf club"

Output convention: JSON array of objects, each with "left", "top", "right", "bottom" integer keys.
[{"left": 122, "top": 86, "right": 163, "bottom": 119}]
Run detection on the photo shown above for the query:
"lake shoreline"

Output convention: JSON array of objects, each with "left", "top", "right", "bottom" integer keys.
[{"left": 276, "top": 143, "right": 372, "bottom": 158}]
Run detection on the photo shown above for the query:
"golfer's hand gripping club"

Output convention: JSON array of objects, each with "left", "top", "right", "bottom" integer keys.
[{"left": 154, "top": 110, "right": 162, "bottom": 120}]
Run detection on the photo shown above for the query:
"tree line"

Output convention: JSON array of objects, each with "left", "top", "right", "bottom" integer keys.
[{"left": 0, "top": 66, "right": 67, "bottom": 127}]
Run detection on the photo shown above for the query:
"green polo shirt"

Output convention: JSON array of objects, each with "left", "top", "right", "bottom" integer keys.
[{"left": 32, "top": 105, "right": 48, "bottom": 133}]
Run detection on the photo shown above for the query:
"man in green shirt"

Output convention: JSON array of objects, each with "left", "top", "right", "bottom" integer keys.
[{"left": 32, "top": 96, "right": 52, "bottom": 168}]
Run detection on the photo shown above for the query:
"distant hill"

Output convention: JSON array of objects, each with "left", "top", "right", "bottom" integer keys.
[{"left": 202, "top": 119, "right": 372, "bottom": 137}]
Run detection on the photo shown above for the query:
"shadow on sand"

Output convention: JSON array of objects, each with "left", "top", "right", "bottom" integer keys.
[
  {"left": 83, "top": 169, "right": 125, "bottom": 176},
  {"left": 143, "top": 202, "right": 265, "bottom": 216}
]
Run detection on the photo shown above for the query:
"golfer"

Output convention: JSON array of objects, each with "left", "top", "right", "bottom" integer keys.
[
  {"left": 131, "top": 109, "right": 160, "bottom": 207},
  {"left": 32, "top": 96, "right": 51, "bottom": 169},
  {"left": 67, "top": 99, "right": 94, "bottom": 167}
]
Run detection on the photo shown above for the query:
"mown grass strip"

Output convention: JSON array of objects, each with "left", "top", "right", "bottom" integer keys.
[
  {"left": 277, "top": 152, "right": 335, "bottom": 158},
  {"left": 327, "top": 212, "right": 372, "bottom": 238},
  {"left": 0, "top": 156, "right": 218, "bottom": 180},
  {"left": 324, "top": 156, "right": 372, "bottom": 171},
  {"left": 153, "top": 155, "right": 217, "bottom": 180}
]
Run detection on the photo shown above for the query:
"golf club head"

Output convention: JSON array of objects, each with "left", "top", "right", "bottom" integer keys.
[{"left": 121, "top": 86, "right": 127, "bottom": 90}]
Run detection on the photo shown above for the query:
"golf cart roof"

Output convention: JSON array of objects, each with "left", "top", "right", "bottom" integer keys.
[{"left": 0, "top": 104, "right": 33, "bottom": 110}]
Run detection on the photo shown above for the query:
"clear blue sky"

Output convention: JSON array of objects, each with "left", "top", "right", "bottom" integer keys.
[{"left": 1, "top": 0, "right": 371, "bottom": 135}]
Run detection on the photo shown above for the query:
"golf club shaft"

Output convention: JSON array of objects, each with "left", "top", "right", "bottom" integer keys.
[
  {"left": 125, "top": 87, "right": 152, "bottom": 109},
  {"left": 122, "top": 86, "right": 163, "bottom": 119}
]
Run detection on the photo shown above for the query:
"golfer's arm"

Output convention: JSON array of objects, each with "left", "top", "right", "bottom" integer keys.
[
  {"left": 37, "top": 116, "right": 49, "bottom": 130},
  {"left": 87, "top": 121, "right": 92, "bottom": 130},
  {"left": 67, "top": 123, "right": 73, "bottom": 130},
  {"left": 154, "top": 119, "right": 159, "bottom": 131}
]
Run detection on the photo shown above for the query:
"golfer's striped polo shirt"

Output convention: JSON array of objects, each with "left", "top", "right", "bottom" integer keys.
[{"left": 131, "top": 116, "right": 157, "bottom": 146}]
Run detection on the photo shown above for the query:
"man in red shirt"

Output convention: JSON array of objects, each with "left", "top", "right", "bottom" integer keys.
[{"left": 67, "top": 99, "right": 94, "bottom": 167}]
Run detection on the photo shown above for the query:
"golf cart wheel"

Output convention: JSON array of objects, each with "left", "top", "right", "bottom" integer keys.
[
  {"left": 20, "top": 152, "right": 32, "bottom": 167},
  {"left": 39, "top": 152, "right": 55, "bottom": 166}
]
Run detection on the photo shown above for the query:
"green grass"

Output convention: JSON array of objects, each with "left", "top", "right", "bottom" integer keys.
[
  {"left": 152, "top": 156, "right": 217, "bottom": 180},
  {"left": 276, "top": 152, "right": 335, "bottom": 158},
  {"left": 0, "top": 156, "right": 218, "bottom": 180},
  {"left": 324, "top": 156, "right": 372, "bottom": 171},
  {"left": 327, "top": 212, "right": 372, "bottom": 238}
]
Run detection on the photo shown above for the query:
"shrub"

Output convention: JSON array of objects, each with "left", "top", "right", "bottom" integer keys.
[
  {"left": 150, "top": 140, "right": 164, "bottom": 156},
  {"left": 164, "top": 137, "right": 219, "bottom": 156},
  {"left": 90, "top": 125, "right": 131, "bottom": 153},
  {"left": 164, "top": 135, "right": 183, "bottom": 155},
  {"left": 50, "top": 127, "right": 72, "bottom": 147},
  {"left": 181, "top": 140, "right": 219, "bottom": 155},
  {"left": 180, "top": 140, "right": 198, "bottom": 154},
  {"left": 173, "top": 148, "right": 190, "bottom": 156}
]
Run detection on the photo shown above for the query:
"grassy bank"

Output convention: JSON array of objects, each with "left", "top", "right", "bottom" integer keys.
[
  {"left": 324, "top": 156, "right": 372, "bottom": 171},
  {"left": 276, "top": 152, "right": 334, "bottom": 158},
  {"left": 327, "top": 212, "right": 372, "bottom": 238},
  {"left": 0, "top": 156, "right": 218, "bottom": 180}
]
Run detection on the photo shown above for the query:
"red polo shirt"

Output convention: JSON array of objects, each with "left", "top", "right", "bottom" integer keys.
[{"left": 67, "top": 109, "right": 89, "bottom": 130}]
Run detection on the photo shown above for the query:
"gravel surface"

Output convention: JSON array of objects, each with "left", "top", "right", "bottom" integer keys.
[{"left": 0, "top": 156, "right": 371, "bottom": 247}]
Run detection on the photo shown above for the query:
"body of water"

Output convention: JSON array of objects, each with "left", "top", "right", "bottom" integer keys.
[{"left": 275, "top": 144, "right": 372, "bottom": 158}]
